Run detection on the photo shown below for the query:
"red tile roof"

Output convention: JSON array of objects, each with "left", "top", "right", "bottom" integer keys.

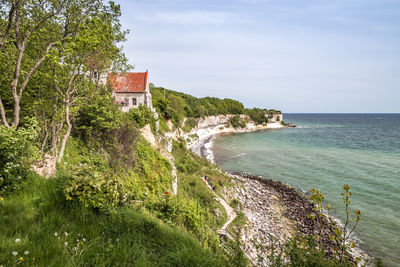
[{"left": 107, "top": 71, "right": 148, "bottom": 93}]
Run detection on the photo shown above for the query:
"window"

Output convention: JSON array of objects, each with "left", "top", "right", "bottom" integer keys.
[
  {"left": 132, "top": 98, "right": 137, "bottom": 106},
  {"left": 124, "top": 98, "right": 129, "bottom": 106}
]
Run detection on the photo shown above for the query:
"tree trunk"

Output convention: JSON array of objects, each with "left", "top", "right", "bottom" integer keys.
[
  {"left": 58, "top": 101, "right": 72, "bottom": 163},
  {"left": 51, "top": 122, "right": 58, "bottom": 159},
  {"left": 0, "top": 97, "right": 10, "bottom": 128},
  {"left": 10, "top": 42, "right": 25, "bottom": 127}
]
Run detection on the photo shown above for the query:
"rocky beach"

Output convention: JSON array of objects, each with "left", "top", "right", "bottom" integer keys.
[{"left": 191, "top": 127, "right": 370, "bottom": 266}]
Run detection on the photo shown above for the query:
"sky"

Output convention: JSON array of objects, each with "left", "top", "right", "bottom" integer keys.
[{"left": 115, "top": 0, "right": 400, "bottom": 113}]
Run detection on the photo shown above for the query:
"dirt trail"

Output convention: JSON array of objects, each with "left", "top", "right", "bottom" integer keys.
[{"left": 201, "top": 177, "right": 236, "bottom": 237}]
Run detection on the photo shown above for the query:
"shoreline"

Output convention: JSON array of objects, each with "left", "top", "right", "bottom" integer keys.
[
  {"left": 189, "top": 122, "right": 284, "bottom": 163},
  {"left": 192, "top": 129, "right": 370, "bottom": 265}
]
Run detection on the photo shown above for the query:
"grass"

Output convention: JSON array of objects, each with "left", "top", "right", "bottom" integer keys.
[
  {"left": 171, "top": 140, "right": 238, "bottom": 230},
  {"left": 0, "top": 173, "right": 227, "bottom": 266}
]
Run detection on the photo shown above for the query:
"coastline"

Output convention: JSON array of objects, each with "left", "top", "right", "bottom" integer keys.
[
  {"left": 191, "top": 127, "right": 370, "bottom": 265},
  {"left": 189, "top": 121, "right": 284, "bottom": 163}
]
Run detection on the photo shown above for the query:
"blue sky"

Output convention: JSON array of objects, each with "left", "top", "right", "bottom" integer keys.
[{"left": 116, "top": 0, "right": 400, "bottom": 112}]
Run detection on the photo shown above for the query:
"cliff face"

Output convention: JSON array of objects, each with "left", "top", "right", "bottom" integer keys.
[{"left": 185, "top": 114, "right": 283, "bottom": 157}]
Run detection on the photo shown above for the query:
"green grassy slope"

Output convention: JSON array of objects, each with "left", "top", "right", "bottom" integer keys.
[{"left": 0, "top": 174, "right": 225, "bottom": 266}]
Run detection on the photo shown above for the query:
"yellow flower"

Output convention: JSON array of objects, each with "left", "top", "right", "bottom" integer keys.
[
  {"left": 19, "top": 257, "right": 23, "bottom": 261},
  {"left": 0, "top": 197, "right": 4, "bottom": 201}
]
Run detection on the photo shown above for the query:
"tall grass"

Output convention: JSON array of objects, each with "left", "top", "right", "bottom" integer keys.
[{"left": 0, "top": 173, "right": 226, "bottom": 266}]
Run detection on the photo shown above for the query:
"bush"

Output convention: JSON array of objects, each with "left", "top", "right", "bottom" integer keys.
[
  {"left": 63, "top": 165, "right": 129, "bottom": 210},
  {"left": 127, "top": 105, "right": 154, "bottom": 128},
  {"left": 151, "top": 196, "right": 206, "bottom": 235},
  {"left": 75, "top": 93, "right": 123, "bottom": 142},
  {"left": 183, "top": 117, "right": 197, "bottom": 132},
  {"left": 229, "top": 115, "right": 246, "bottom": 128},
  {"left": 0, "top": 118, "right": 39, "bottom": 192}
]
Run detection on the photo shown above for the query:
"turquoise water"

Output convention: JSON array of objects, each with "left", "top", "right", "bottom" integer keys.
[{"left": 212, "top": 114, "right": 400, "bottom": 266}]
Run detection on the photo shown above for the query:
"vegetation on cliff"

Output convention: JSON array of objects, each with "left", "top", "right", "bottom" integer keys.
[{"left": 150, "top": 86, "right": 281, "bottom": 127}]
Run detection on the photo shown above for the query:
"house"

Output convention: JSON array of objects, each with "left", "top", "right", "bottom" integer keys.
[{"left": 107, "top": 71, "right": 153, "bottom": 112}]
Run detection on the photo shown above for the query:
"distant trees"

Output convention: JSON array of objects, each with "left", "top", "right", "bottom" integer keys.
[{"left": 151, "top": 87, "right": 281, "bottom": 126}]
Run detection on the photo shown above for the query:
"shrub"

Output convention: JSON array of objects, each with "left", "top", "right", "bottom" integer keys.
[
  {"left": 64, "top": 165, "right": 129, "bottom": 210},
  {"left": 0, "top": 118, "right": 39, "bottom": 192},
  {"left": 150, "top": 196, "right": 206, "bottom": 235},
  {"left": 229, "top": 115, "right": 246, "bottom": 128},
  {"left": 127, "top": 105, "right": 154, "bottom": 128},
  {"left": 75, "top": 93, "right": 123, "bottom": 142},
  {"left": 183, "top": 118, "right": 197, "bottom": 132}
]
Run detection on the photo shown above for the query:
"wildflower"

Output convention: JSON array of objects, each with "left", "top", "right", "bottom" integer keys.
[
  {"left": 82, "top": 238, "right": 86, "bottom": 242},
  {"left": 24, "top": 251, "right": 29, "bottom": 255},
  {"left": 58, "top": 237, "right": 60, "bottom": 240},
  {"left": 15, "top": 238, "right": 20, "bottom": 243},
  {"left": 116, "top": 238, "right": 120, "bottom": 242},
  {"left": 64, "top": 242, "right": 68, "bottom": 247},
  {"left": 76, "top": 239, "right": 79, "bottom": 243},
  {"left": 12, "top": 251, "right": 18, "bottom": 256},
  {"left": 54, "top": 232, "right": 58, "bottom": 237},
  {"left": 72, "top": 247, "right": 77, "bottom": 251},
  {"left": 19, "top": 257, "right": 23, "bottom": 261},
  {"left": 0, "top": 197, "right": 4, "bottom": 201},
  {"left": 64, "top": 232, "right": 68, "bottom": 236}
]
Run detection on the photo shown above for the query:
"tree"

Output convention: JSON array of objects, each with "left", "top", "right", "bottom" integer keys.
[
  {"left": 48, "top": 3, "right": 130, "bottom": 162},
  {"left": 0, "top": 0, "right": 103, "bottom": 128}
]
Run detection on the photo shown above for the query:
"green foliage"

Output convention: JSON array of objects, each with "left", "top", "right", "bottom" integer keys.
[
  {"left": 173, "top": 140, "right": 200, "bottom": 174},
  {"left": 133, "top": 139, "right": 172, "bottom": 195},
  {"left": 63, "top": 165, "right": 128, "bottom": 210},
  {"left": 75, "top": 93, "right": 123, "bottom": 141},
  {"left": 0, "top": 118, "right": 39, "bottom": 192},
  {"left": 229, "top": 115, "right": 246, "bottom": 128},
  {"left": 0, "top": 175, "right": 227, "bottom": 266},
  {"left": 231, "top": 229, "right": 250, "bottom": 267},
  {"left": 151, "top": 87, "right": 246, "bottom": 122},
  {"left": 307, "top": 185, "right": 363, "bottom": 264},
  {"left": 245, "top": 108, "right": 269, "bottom": 125},
  {"left": 183, "top": 117, "right": 198, "bottom": 132},
  {"left": 335, "top": 184, "right": 362, "bottom": 263},
  {"left": 272, "top": 235, "right": 350, "bottom": 267},
  {"left": 150, "top": 196, "right": 206, "bottom": 235},
  {"left": 127, "top": 105, "right": 154, "bottom": 128}
]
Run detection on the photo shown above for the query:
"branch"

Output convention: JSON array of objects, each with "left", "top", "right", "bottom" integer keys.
[
  {"left": 0, "top": 0, "right": 17, "bottom": 51},
  {"left": 26, "top": 0, "right": 68, "bottom": 39},
  {"left": 14, "top": 0, "right": 22, "bottom": 49},
  {"left": 18, "top": 33, "right": 73, "bottom": 98},
  {"left": 0, "top": 97, "right": 10, "bottom": 128}
]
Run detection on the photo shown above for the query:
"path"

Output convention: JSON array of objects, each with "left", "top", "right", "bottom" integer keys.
[{"left": 201, "top": 177, "right": 237, "bottom": 239}]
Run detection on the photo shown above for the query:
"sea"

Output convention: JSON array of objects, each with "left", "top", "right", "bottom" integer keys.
[{"left": 211, "top": 114, "right": 400, "bottom": 266}]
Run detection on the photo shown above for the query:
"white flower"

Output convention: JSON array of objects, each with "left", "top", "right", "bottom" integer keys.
[
  {"left": 82, "top": 238, "right": 86, "bottom": 242},
  {"left": 54, "top": 232, "right": 58, "bottom": 237},
  {"left": 72, "top": 247, "right": 77, "bottom": 251},
  {"left": 64, "top": 232, "right": 68, "bottom": 236},
  {"left": 15, "top": 238, "right": 20, "bottom": 243},
  {"left": 64, "top": 242, "right": 68, "bottom": 247},
  {"left": 76, "top": 239, "right": 79, "bottom": 243},
  {"left": 24, "top": 251, "right": 29, "bottom": 255},
  {"left": 57, "top": 237, "right": 60, "bottom": 240},
  {"left": 116, "top": 238, "right": 120, "bottom": 242},
  {"left": 12, "top": 251, "right": 18, "bottom": 256}
]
